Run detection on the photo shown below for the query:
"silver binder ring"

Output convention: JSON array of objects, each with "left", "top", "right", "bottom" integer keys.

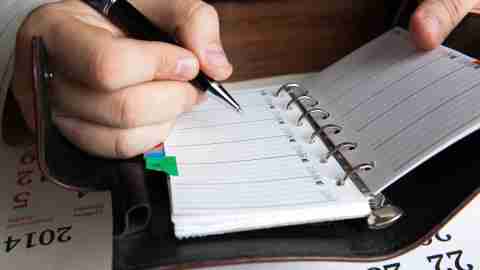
[
  {"left": 286, "top": 95, "right": 318, "bottom": 111},
  {"left": 274, "top": 83, "right": 308, "bottom": 97},
  {"left": 338, "top": 162, "right": 375, "bottom": 186},
  {"left": 368, "top": 193, "right": 386, "bottom": 210},
  {"left": 296, "top": 107, "right": 330, "bottom": 126},
  {"left": 309, "top": 124, "right": 342, "bottom": 144},
  {"left": 321, "top": 142, "right": 357, "bottom": 163}
]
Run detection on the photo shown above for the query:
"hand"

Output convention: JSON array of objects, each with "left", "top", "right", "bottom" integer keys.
[
  {"left": 12, "top": 0, "right": 233, "bottom": 158},
  {"left": 410, "top": 0, "right": 480, "bottom": 50}
]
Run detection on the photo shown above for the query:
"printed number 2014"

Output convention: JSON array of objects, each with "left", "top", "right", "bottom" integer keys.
[{"left": 3, "top": 226, "right": 72, "bottom": 253}]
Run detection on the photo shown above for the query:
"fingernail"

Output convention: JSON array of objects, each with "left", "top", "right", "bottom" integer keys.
[
  {"left": 205, "top": 46, "right": 231, "bottom": 68},
  {"left": 176, "top": 57, "right": 198, "bottom": 79}
]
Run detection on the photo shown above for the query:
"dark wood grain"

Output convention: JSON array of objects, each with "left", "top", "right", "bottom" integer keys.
[{"left": 209, "top": 0, "right": 395, "bottom": 81}]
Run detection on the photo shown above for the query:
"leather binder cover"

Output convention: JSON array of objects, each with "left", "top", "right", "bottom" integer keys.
[
  {"left": 112, "top": 12, "right": 480, "bottom": 270},
  {"left": 114, "top": 130, "right": 480, "bottom": 270}
]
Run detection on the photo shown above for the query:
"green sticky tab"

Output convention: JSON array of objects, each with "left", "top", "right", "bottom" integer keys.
[{"left": 145, "top": 156, "right": 179, "bottom": 176}]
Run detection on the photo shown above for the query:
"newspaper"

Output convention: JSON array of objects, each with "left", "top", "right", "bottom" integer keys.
[{"left": 0, "top": 143, "right": 113, "bottom": 269}]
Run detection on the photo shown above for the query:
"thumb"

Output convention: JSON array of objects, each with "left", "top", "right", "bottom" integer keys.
[
  {"left": 173, "top": 1, "right": 233, "bottom": 81},
  {"left": 474, "top": 3, "right": 480, "bottom": 13},
  {"left": 410, "top": 0, "right": 480, "bottom": 50}
]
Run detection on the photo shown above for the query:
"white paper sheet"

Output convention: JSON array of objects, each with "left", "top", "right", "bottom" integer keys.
[{"left": 167, "top": 86, "right": 370, "bottom": 238}]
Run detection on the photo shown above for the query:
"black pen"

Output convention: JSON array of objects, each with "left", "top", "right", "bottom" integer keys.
[{"left": 82, "top": 0, "right": 242, "bottom": 113}]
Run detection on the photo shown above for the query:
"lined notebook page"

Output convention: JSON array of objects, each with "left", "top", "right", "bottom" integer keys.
[
  {"left": 165, "top": 87, "right": 370, "bottom": 237},
  {"left": 301, "top": 27, "right": 480, "bottom": 193}
]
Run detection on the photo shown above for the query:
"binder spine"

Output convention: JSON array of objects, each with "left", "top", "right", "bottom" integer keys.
[
  {"left": 275, "top": 83, "right": 372, "bottom": 194},
  {"left": 274, "top": 83, "right": 403, "bottom": 229}
]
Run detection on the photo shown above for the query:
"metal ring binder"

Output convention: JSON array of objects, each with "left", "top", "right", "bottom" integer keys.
[
  {"left": 276, "top": 83, "right": 402, "bottom": 229},
  {"left": 279, "top": 83, "right": 373, "bottom": 192},
  {"left": 286, "top": 95, "right": 318, "bottom": 110},
  {"left": 367, "top": 193, "right": 404, "bottom": 230},
  {"left": 297, "top": 108, "right": 330, "bottom": 126},
  {"left": 274, "top": 83, "right": 308, "bottom": 97},
  {"left": 338, "top": 162, "right": 375, "bottom": 186},
  {"left": 321, "top": 142, "right": 357, "bottom": 163},
  {"left": 369, "top": 193, "right": 386, "bottom": 209},
  {"left": 309, "top": 124, "right": 342, "bottom": 144}
]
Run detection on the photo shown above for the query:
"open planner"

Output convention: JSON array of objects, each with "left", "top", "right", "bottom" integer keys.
[{"left": 164, "top": 27, "right": 480, "bottom": 238}]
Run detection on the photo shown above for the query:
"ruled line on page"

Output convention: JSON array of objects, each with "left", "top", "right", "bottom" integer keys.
[
  {"left": 339, "top": 54, "right": 445, "bottom": 120},
  {"left": 356, "top": 65, "right": 466, "bottom": 132},
  {"left": 168, "top": 135, "right": 288, "bottom": 148},
  {"left": 173, "top": 175, "right": 313, "bottom": 186},
  {"left": 175, "top": 156, "right": 312, "bottom": 183},
  {"left": 382, "top": 79, "right": 480, "bottom": 171},
  {"left": 173, "top": 200, "right": 337, "bottom": 211},
  {"left": 316, "top": 32, "right": 402, "bottom": 99},
  {"left": 191, "top": 91, "right": 269, "bottom": 112},
  {"left": 320, "top": 36, "right": 417, "bottom": 102},
  {"left": 177, "top": 154, "right": 299, "bottom": 166},
  {"left": 372, "top": 80, "right": 480, "bottom": 151},
  {"left": 191, "top": 103, "right": 268, "bottom": 113},
  {"left": 325, "top": 51, "right": 417, "bottom": 107},
  {"left": 174, "top": 118, "right": 276, "bottom": 131},
  {"left": 393, "top": 109, "right": 480, "bottom": 172}
]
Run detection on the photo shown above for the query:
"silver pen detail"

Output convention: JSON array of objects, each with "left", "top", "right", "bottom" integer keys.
[
  {"left": 210, "top": 81, "right": 242, "bottom": 113},
  {"left": 83, "top": 0, "right": 117, "bottom": 15}
]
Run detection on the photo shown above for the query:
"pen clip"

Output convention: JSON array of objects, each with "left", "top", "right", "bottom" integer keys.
[{"left": 83, "top": 0, "right": 117, "bottom": 15}]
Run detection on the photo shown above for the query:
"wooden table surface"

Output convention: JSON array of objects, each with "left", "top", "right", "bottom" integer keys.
[{"left": 210, "top": 0, "right": 397, "bottom": 81}]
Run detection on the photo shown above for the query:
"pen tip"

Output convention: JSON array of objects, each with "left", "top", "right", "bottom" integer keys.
[{"left": 236, "top": 107, "right": 244, "bottom": 114}]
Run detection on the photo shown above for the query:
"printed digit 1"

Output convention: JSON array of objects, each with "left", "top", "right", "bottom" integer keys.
[{"left": 25, "top": 232, "right": 37, "bottom": 248}]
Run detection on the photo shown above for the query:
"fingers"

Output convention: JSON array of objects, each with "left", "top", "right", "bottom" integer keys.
[
  {"left": 53, "top": 116, "right": 175, "bottom": 158},
  {"left": 50, "top": 73, "right": 201, "bottom": 128},
  {"left": 45, "top": 16, "right": 199, "bottom": 91},
  {"left": 11, "top": 0, "right": 222, "bottom": 159},
  {"left": 134, "top": 0, "right": 233, "bottom": 81},
  {"left": 410, "top": 0, "right": 480, "bottom": 50},
  {"left": 174, "top": 1, "right": 233, "bottom": 81}
]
